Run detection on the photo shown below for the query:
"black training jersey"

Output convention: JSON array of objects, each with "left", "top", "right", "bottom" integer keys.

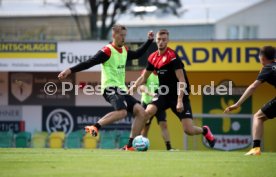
[
  {"left": 146, "top": 47, "right": 190, "bottom": 96},
  {"left": 70, "top": 39, "right": 153, "bottom": 73},
  {"left": 257, "top": 62, "right": 276, "bottom": 88}
]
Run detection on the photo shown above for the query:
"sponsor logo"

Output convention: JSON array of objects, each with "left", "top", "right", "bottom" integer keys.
[
  {"left": 60, "top": 52, "right": 92, "bottom": 64},
  {"left": 11, "top": 73, "right": 33, "bottom": 102},
  {"left": 46, "top": 109, "right": 74, "bottom": 134},
  {"left": 202, "top": 81, "right": 251, "bottom": 151}
]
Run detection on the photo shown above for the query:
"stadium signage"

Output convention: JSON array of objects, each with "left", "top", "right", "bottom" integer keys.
[
  {"left": 0, "top": 121, "right": 24, "bottom": 133},
  {"left": 8, "top": 72, "right": 75, "bottom": 105},
  {"left": 202, "top": 81, "right": 251, "bottom": 151},
  {"left": 169, "top": 40, "right": 276, "bottom": 71},
  {"left": 60, "top": 52, "right": 93, "bottom": 64},
  {"left": 45, "top": 108, "right": 74, "bottom": 135},
  {"left": 0, "top": 41, "right": 58, "bottom": 71},
  {"left": 0, "top": 106, "right": 22, "bottom": 121},
  {"left": 176, "top": 46, "right": 259, "bottom": 64},
  {"left": 42, "top": 106, "right": 132, "bottom": 134},
  {"left": 1, "top": 40, "right": 275, "bottom": 71},
  {"left": 57, "top": 41, "right": 105, "bottom": 71},
  {"left": 0, "top": 41, "right": 57, "bottom": 58}
]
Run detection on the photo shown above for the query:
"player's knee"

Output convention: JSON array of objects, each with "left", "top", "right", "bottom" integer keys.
[
  {"left": 146, "top": 104, "right": 157, "bottom": 117},
  {"left": 135, "top": 107, "right": 147, "bottom": 121},
  {"left": 144, "top": 112, "right": 151, "bottom": 121},
  {"left": 159, "top": 122, "right": 167, "bottom": 129},
  {"left": 146, "top": 110, "right": 155, "bottom": 119},
  {"left": 253, "top": 112, "right": 259, "bottom": 119},
  {"left": 253, "top": 110, "right": 266, "bottom": 121}
]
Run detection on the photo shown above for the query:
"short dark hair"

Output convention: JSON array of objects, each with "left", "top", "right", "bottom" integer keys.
[
  {"left": 157, "top": 29, "right": 169, "bottom": 36},
  {"left": 112, "top": 24, "right": 127, "bottom": 33},
  {"left": 260, "top": 46, "right": 276, "bottom": 60}
]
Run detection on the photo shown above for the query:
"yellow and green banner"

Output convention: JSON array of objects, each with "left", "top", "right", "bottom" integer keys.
[
  {"left": 169, "top": 40, "right": 276, "bottom": 71},
  {"left": 0, "top": 42, "right": 57, "bottom": 58}
]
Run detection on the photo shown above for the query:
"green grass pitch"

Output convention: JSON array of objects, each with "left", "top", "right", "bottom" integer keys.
[{"left": 0, "top": 148, "right": 275, "bottom": 177}]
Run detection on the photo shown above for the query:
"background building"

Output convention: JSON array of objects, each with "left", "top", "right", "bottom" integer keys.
[
  {"left": 1, "top": 0, "right": 275, "bottom": 41},
  {"left": 215, "top": 0, "right": 276, "bottom": 40}
]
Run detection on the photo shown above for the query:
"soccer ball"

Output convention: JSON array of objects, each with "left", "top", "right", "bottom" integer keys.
[{"left": 132, "top": 135, "right": 150, "bottom": 151}]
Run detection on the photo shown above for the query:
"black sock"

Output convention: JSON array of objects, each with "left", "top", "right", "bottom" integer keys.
[
  {"left": 165, "top": 141, "right": 172, "bottom": 150},
  {"left": 127, "top": 138, "right": 134, "bottom": 148},
  {"left": 93, "top": 123, "right": 101, "bottom": 130},
  {"left": 202, "top": 127, "right": 208, "bottom": 135},
  {"left": 253, "top": 140, "right": 261, "bottom": 148}
]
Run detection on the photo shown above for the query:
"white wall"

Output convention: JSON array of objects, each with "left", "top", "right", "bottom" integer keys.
[
  {"left": 215, "top": 0, "right": 276, "bottom": 39},
  {"left": 22, "top": 106, "right": 42, "bottom": 133}
]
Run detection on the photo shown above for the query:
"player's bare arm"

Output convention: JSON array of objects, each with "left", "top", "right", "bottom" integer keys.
[
  {"left": 139, "top": 85, "right": 155, "bottom": 97},
  {"left": 224, "top": 80, "right": 262, "bottom": 113},
  {"left": 175, "top": 68, "right": 186, "bottom": 113},
  {"left": 128, "top": 70, "right": 152, "bottom": 94}
]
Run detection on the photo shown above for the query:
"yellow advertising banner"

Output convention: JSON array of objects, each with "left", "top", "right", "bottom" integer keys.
[
  {"left": 0, "top": 42, "right": 57, "bottom": 58},
  {"left": 169, "top": 40, "right": 276, "bottom": 71}
]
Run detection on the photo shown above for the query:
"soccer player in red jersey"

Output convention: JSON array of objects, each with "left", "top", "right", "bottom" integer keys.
[{"left": 129, "top": 29, "right": 216, "bottom": 148}]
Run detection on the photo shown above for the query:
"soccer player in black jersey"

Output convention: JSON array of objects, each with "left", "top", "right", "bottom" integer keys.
[
  {"left": 225, "top": 46, "right": 276, "bottom": 155},
  {"left": 129, "top": 29, "right": 216, "bottom": 148}
]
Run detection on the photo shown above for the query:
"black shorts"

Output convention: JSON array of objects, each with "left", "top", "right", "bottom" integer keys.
[
  {"left": 150, "top": 94, "right": 193, "bottom": 120},
  {"left": 103, "top": 87, "right": 139, "bottom": 113},
  {"left": 142, "top": 102, "right": 166, "bottom": 125},
  {"left": 261, "top": 97, "right": 276, "bottom": 119}
]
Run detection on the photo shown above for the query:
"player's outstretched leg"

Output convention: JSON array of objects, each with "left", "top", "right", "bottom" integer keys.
[
  {"left": 245, "top": 147, "right": 261, "bottom": 156},
  {"left": 245, "top": 109, "right": 267, "bottom": 155},
  {"left": 85, "top": 110, "right": 127, "bottom": 137},
  {"left": 85, "top": 125, "right": 99, "bottom": 137},
  {"left": 202, "top": 125, "right": 216, "bottom": 148},
  {"left": 122, "top": 104, "right": 147, "bottom": 151},
  {"left": 181, "top": 119, "right": 216, "bottom": 148}
]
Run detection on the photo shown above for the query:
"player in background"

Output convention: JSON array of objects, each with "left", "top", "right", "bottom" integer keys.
[
  {"left": 139, "top": 69, "right": 175, "bottom": 151},
  {"left": 224, "top": 46, "right": 276, "bottom": 155},
  {"left": 129, "top": 29, "right": 216, "bottom": 148},
  {"left": 58, "top": 24, "right": 154, "bottom": 151}
]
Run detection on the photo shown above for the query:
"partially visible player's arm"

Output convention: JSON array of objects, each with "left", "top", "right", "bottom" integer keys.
[
  {"left": 139, "top": 85, "right": 155, "bottom": 97},
  {"left": 224, "top": 80, "right": 262, "bottom": 113},
  {"left": 175, "top": 69, "right": 186, "bottom": 112},
  {"left": 225, "top": 65, "right": 271, "bottom": 113},
  {"left": 173, "top": 53, "right": 186, "bottom": 113},
  {"left": 175, "top": 69, "right": 186, "bottom": 99},
  {"left": 70, "top": 50, "right": 109, "bottom": 73},
  {"left": 127, "top": 31, "right": 154, "bottom": 60},
  {"left": 58, "top": 50, "right": 109, "bottom": 80},
  {"left": 128, "top": 70, "right": 152, "bottom": 95},
  {"left": 235, "top": 80, "right": 261, "bottom": 106}
]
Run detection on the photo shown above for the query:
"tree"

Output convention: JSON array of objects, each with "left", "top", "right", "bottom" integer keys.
[
  {"left": 63, "top": 0, "right": 89, "bottom": 39},
  {"left": 64, "top": 0, "right": 182, "bottom": 40},
  {"left": 88, "top": 0, "right": 129, "bottom": 40}
]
